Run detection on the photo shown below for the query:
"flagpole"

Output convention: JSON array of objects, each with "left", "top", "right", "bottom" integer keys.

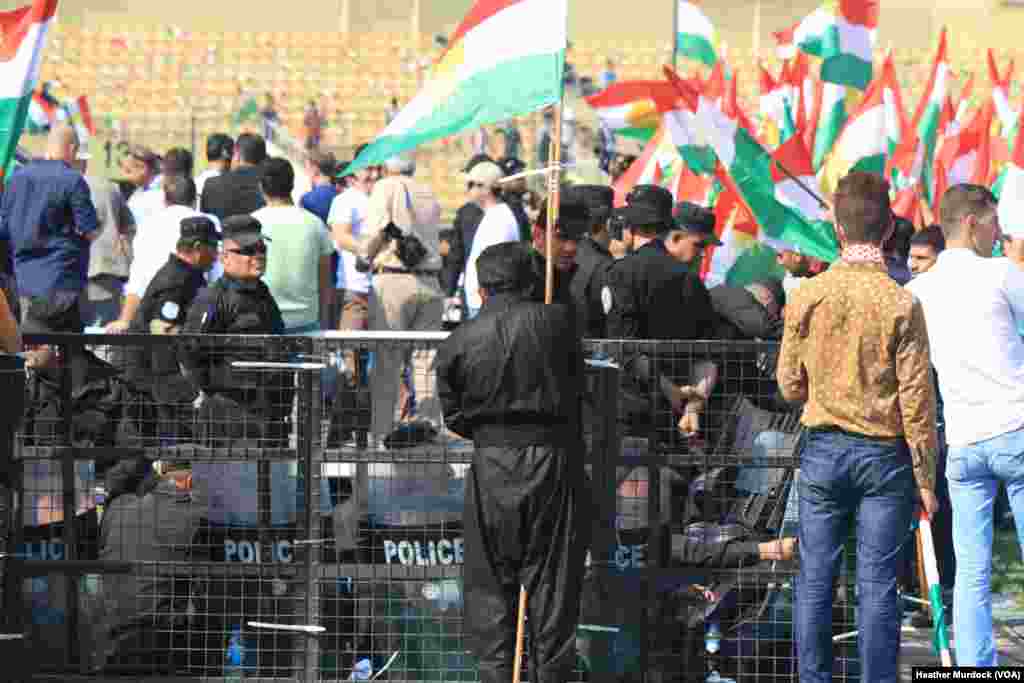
[
  {"left": 545, "top": 100, "right": 564, "bottom": 305},
  {"left": 771, "top": 156, "right": 832, "bottom": 212},
  {"left": 672, "top": 0, "right": 679, "bottom": 69}
]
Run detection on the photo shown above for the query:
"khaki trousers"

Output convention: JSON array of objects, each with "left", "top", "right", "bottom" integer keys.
[{"left": 369, "top": 273, "right": 443, "bottom": 438}]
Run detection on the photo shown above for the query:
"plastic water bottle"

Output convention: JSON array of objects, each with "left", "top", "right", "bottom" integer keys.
[
  {"left": 704, "top": 620, "right": 721, "bottom": 654},
  {"left": 225, "top": 625, "right": 247, "bottom": 681}
]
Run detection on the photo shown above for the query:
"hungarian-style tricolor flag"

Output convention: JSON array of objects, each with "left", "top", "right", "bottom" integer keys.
[
  {"left": 889, "top": 28, "right": 950, "bottom": 204},
  {"left": 585, "top": 80, "right": 675, "bottom": 141},
  {"left": 65, "top": 94, "right": 94, "bottom": 145},
  {"left": 0, "top": 0, "right": 57, "bottom": 171},
  {"left": 813, "top": 82, "right": 852, "bottom": 171},
  {"left": 933, "top": 101, "right": 994, "bottom": 209},
  {"left": 611, "top": 119, "right": 712, "bottom": 208},
  {"left": 997, "top": 104, "right": 1024, "bottom": 232},
  {"left": 821, "top": 54, "right": 906, "bottom": 193},
  {"left": 350, "top": 0, "right": 567, "bottom": 172},
  {"left": 989, "top": 49, "right": 1016, "bottom": 136},
  {"left": 675, "top": 0, "right": 719, "bottom": 67},
  {"left": 954, "top": 73, "right": 975, "bottom": 126},
  {"left": 664, "top": 65, "right": 839, "bottom": 263},
  {"left": 793, "top": 0, "right": 879, "bottom": 91}
]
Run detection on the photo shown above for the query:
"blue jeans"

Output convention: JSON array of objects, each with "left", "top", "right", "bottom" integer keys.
[
  {"left": 796, "top": 430, "right": 915, "bottom": 683},
  {"left": 947, "top": 426, "right": 1024, "bottom": 666}
]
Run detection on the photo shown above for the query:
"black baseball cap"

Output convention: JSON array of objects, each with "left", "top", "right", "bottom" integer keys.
[
  {"left": 619, "top": 184, "right": 674, "bottom": 232},
  {"left": 221, "top": 215, "right": 270, "bottom": 247},
  {"left": 564, "top": 184, "right": 614, "bottom": 224},
  {"left": 498, "top": 157, "right": 527, "bottom": 177},
  {"left": 179, "top": 215, "right": 221, "bottom": 245},
  {"left": 673, "top": 202, "right": 722, "bottom": 246}
]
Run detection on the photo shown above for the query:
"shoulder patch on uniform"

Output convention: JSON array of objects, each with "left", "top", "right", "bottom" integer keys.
[
  {"left": 160, "top": 301, "right": 181, "bottom": 321},
  {"left": 601, "top": 286, "right": 614, "bottom": 315}
]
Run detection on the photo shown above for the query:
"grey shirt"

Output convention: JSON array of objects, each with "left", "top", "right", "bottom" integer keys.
[{"left": 85, "top": 175, "right": 135, "bottom": 294}]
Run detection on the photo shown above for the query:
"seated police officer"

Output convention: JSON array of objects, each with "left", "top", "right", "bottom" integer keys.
[
  {"left": 562, "top": 184, "right": 615, "bottom": 338},
  {"left": 602, "top": 186, "right": 718, "bottom": 444},
  {"left": 125, "top": 216, "right": 220, "bottom": 441},
  {"left": 180, "top": 215, "right": 291, "bottom": 448}
]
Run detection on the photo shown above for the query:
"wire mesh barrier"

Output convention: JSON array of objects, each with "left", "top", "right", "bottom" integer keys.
[{"left": 0, "top": 333, "right": 875, "bottom": 681}]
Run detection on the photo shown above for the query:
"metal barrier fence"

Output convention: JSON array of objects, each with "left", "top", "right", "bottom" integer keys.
[{"left": 0, "top": 333, "right": 866, "bottom": 681}]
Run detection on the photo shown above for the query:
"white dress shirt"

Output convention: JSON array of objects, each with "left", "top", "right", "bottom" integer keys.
[
  {"left": 907, "top": 248, "right": 1024, "bottom": 446},
  {"left": 461, "top": 202, "right": 521, "bottom": 311},
  {"left": 126, "top": 204, "right": 220, "bottom": 298}
]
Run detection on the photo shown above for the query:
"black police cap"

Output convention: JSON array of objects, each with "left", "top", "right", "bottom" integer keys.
[
  {"left": 564, "top": 184, "right": 614, "bottom": 224},
  {"left": 179, "top": 215, "right": 221, "bottom": 245},
  {"left": 222, "top": 215, "right": 270, "bottom": 247},
  {"left": 673, "top": 202, "right": 722, "bottom": 245},
  {"left": 620, "top": 184, "right": 674, "bottom": 231}
]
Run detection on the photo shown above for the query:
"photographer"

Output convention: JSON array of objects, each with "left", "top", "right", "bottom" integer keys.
[{"left": 353, "top": 155, "right": 445, "bottom": 444}]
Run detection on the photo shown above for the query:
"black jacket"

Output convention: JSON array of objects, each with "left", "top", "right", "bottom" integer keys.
[
  {"left": 199, "top": 166, "right": 266, "bottom": 221},
  {"left": 443, "top": 202, "right": 485, "bottom": 296},
  {"left": 709, "top": 285, "right": 783, "bottom": 341},
  {"left": 180, "top": 275, "right": 286, "bottom": 403},
  {"left": 126, "top": 254, "right": 208, "bottom": 400},
  {"left": 569, "top": 237, "right": 613, "bottom": 339},
  {"left": 434, "top": 291, "right": 585, "bottom": 447},
  {"left": 506, "top": 195, "right": 532, "bottom": 243},
  {"left": 605, "top": 239, "right": 716, "bottom": 341}
]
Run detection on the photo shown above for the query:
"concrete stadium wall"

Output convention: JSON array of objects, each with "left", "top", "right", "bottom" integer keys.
[{"left": 9, "top": 0, "right": 1024, "bottom": 54}]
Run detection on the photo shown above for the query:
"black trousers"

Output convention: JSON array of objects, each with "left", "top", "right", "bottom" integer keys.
[{"left": 464, "top": 443, "right": 588, "bottom": 683}]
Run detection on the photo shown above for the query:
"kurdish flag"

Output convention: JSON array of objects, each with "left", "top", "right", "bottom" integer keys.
[
  {"left": 585, "top": 80, "right": 675, "bottom": 141},
  {"left": 26, "top": 88, "right": 54, "bottom": 133},
  {"left": 0, "top": 0, "right": 57, "bottom": 172},
  {"left": 820, "top": 54, "right": 905, "bottom": 193},
  {"left": 350, "top": 0, "right": 566, "bottom": 172},
  {"left": 794, "top": 0, "right": 879, "bottom": 91},
  {"left": 989, "top": 49, "right": 1016, "bottom": 136},
  {"left": 675, "top": 0, "right": 718, "bottom": 67},
  {"left": 997, "top": 103, "right": 1024, "bottom": 233},
  {"left": 664, "top": 65, "right": 839, "bottom": 264}
]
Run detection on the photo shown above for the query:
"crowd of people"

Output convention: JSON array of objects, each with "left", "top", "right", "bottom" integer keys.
[{"left": 1, "top": 109, "right": 1022, "bottom": 680}]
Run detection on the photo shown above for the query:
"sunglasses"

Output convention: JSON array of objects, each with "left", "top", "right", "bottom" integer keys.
[
  {"left": 467, "top": 181, "right": 481, "bottom": 191},
  {"left": 226, "top": 242, "right": 267, "bottom": 256}
]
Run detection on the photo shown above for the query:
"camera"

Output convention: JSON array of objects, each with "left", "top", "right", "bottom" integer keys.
[{"left": 355, "top": 222, "right": 429, "bottom": 273}]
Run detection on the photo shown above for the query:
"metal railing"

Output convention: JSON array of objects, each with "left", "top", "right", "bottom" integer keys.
[{"left": 0, "top": 333, "right": 864, "bottom": 681}]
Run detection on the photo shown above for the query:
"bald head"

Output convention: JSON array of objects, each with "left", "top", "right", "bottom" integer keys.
[{"left": 46, "top": 123, "right": 79, "bottom": 164}]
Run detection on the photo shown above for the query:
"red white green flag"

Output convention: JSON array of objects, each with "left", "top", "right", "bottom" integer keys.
[
  {"left": 794, "top": 0, "right": 879, "bottom": 91},
  {"left": 664, "top": 65, "right": 839, "bottom": 264},
  {"left": 349, "top": 0, "right": 567, "bottom": 171},
  {"left": 675, "top": 0, "right": 719, "bottom": 67},
  {"left": 0, "top": 0, "right": 58, "bottom": 173},
  {"left": 585, "top": 80, "right": 675, "bottom": 141}
]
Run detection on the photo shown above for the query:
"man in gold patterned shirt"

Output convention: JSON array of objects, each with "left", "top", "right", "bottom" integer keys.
[{"left": 777, "top": 172, "right": 939, "bottom": 683}]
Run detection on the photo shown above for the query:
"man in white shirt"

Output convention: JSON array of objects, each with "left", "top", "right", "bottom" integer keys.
[
  {"left": 253, "top": 157, "right": 334, "bottom": 333},
  {"left": 105, "top": 176, "right": 219, "bottom": 332},
  {"left": 121, "top": 145, "right": 164, "bottom": 226},
  {"left": 460, "top": 161, "right": 520, "bottom": 319},
  {"left": 907, "top": 184, "right": 1024, "bottom": 667},
  {"left": 329, "top": 149, "right": 374, "bottom": 335}
]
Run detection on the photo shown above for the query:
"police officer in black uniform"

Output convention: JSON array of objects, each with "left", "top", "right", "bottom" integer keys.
[
  {"left": 602, "top": 186, "right": 719, "bottom": 445},
  {"left": 434, "top": 241, "right": 587, "bottom": 683},
  {"left": 180, "top": 215, "right": 291, "bottom": 447},
  {"left": 125, "top": 215, "right": 221, "bottom": 441},
  {"left": 528, "top": 197, "right": 591, "bottom": 307},
  {"left": 562, "top": 184, "right": 615, "bottom": 338}
]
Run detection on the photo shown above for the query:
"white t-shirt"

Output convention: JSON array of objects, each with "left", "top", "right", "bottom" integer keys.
[
  {"left": 907, "top": 248, "right": 1024, "bottom": 446},
  {"left": 253, "top": 205, "right": 335, "bottom": 330},
  {"left": 462, "top": 202, "right": 521, "bottom": 310},
  {"left": 327, "top": 187, "right": 371, "bottom": 294},
  {"left": 126, "top": 204, "right": 220, "bottom": 298}
]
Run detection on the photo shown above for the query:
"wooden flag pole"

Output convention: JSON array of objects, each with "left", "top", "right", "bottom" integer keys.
[{"left": 544, "top": 101, "right": 564, "bottom": 305}]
